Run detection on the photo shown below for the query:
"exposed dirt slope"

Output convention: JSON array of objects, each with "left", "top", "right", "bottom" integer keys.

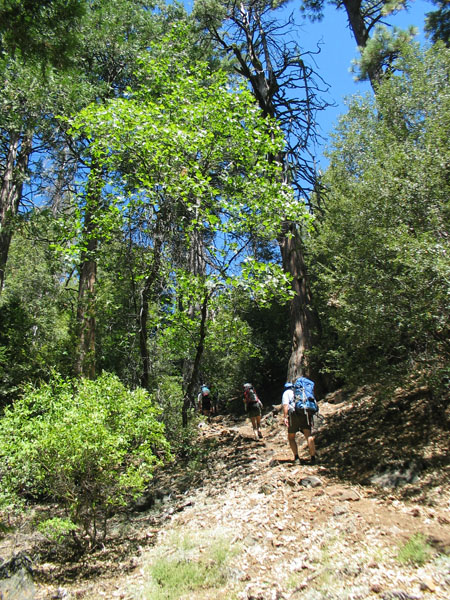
[{"left": 1, "top": 386, "right": 449, "bottom": 599}]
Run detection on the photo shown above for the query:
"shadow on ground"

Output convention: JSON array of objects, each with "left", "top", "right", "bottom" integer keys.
[{"left": 314, "top": 385, "right": 449, "bottom": 498}]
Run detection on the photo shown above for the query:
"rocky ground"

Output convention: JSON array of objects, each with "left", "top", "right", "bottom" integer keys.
[{"left": 1, "top": 385, "right": 449, "bottom": 599}]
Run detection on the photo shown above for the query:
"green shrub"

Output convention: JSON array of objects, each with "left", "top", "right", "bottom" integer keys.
[
  {"left": 397, "top": 533, "right": 433, "bottom": 566},
  {"left": 155, "top": 375, "right": 198, "bottom": 455},
  {"left": 0, "top": 372, "right": 171, "bottom": 548},
  {"left": 37, "top": 517, "right": 79, "bottom": 543}
]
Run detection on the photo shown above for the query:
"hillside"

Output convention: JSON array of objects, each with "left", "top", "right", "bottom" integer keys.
[{"left": 1, "top": 384, "right": 449, "bottom": 599}]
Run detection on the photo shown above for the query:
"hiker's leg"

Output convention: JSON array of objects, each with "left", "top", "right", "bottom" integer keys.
[
  {"left": 250, "top": 416, "right": 258, "bottom": 438},
  {"left": 302, "top": 429, "right": 316, "bottom": 457},
  {"left": 288, "top": 432, "right": 298, "bottom": 458},
  {"left": 256, "top": 415, "right": 262, "bottom": 438}
]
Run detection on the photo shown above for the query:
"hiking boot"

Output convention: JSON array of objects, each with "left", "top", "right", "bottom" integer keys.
[
  {"left": 293, "top": 456, "right": 300, "bottom": 465},
  {"left": 310, "top": 455, "right": 317, "bottom": 465},
  {"left": 258, "top": 430, "right": 263, "bottom": 439}
]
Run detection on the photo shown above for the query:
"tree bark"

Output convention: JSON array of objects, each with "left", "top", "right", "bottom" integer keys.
[
  {"left": 181, "top": 199, "right": 208, "bottom": 424},
  {"left": 0, "top": 131, "right": 33, "bottom": 292},
  {"left": 74, "top": 162, "right": 103, "bottom": 379},
  {"left": 138, "top": 276, "right": 152, "bottom": 390},
  {"left": 75, "top": 208, "right": 98, "bottom": 379},
  {"left": 342, "top": 0, "right": 385, "bottom": 88},
  {"left": 279, "top": 223, "right": 321, "bottom": 382}
]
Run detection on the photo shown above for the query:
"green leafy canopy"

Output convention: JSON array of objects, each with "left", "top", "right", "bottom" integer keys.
[{"left": 67, "top": 26, "right": 307, "bottom": 301}]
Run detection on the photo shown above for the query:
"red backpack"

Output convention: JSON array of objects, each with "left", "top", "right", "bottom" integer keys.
[{"left": 244, "top": 383, "right": 259, "bottom": 405}]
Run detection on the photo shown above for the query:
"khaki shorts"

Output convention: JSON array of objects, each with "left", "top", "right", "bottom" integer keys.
[{"left": 288, "top": 410, "right": 314, "bottom": 433}]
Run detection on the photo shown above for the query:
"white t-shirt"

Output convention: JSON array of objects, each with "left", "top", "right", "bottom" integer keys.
[{"left": 281, "top": 388, "right": 294, "bottom": 409}]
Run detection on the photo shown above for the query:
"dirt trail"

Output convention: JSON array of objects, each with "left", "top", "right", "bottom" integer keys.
[{"left": 28, "top": 395, "right": 449, "bottom": 600}]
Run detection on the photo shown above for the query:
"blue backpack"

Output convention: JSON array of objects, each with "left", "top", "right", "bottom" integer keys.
[{"left": 294, "top": 377, "right": 318, "bottom": 415}]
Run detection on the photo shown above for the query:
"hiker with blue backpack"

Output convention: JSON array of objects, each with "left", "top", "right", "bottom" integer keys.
[
  {"left": 282, "top": 377, "right": 318, "bottom": 465},
  {"left": 243, "top": 383, "right": 263, "bottom": 440}
]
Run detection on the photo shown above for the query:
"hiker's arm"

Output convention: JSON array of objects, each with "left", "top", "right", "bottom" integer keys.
[{"left": 282, "top": 402, "right": 289, "bottom": 426}]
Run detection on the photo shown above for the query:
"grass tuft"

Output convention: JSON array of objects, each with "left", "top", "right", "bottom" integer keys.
[
  {"left": 397, "top": 533, "right": 433, "bottom": 566},
  {"left": 136, "top": 528, "right": 240, "bottom": 599}
]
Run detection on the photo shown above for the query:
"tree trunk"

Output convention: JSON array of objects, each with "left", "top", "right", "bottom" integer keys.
[
  {"left": 138, "top": 276, "right": 151, "bottom": 390},
  {"left": 74, "top": 162, "right": 103, "bottom": 379},
  {"left": 137, "top": 239, "right": 162, "bottom": 390},
  {"left": 197, "top": 2, "right": 325, "bottom": 387},
  {"left": 279, "top": 223, "right": 321, "bottom": 382},
  {"left": 224, "top": 7, "right": 322, "bottom": 385},
  {"left": 0, "top": 131, "right": 33, "bottom": 292},
  {"left": 75, "top": 208, "right": 98, "bottom": 379},
  {"left": 182, "top": 290, "right": 209, "bottom": 427},
  {"left": 181, "top": 201, "right": 208, "bottom": 425},
  {"left": 342, "top": 0, "right": 384, "bottom": 88}
]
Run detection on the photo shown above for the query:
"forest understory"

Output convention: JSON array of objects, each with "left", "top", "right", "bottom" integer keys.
[{"left": 1, "top": 383, "right": 449, "bottom": 600}]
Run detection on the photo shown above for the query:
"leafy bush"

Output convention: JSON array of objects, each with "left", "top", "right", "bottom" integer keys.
[
  {"left": 154, "top": 375, "right": 198, "bottom": 455},
  {"left": 37, "top": 517, "right": 79, "bottom": 543},
  {"left": 0, "top": 372, "right": 171, "bottom": 548}
]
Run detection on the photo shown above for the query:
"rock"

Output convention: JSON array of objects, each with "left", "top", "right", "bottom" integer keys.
[
  {"left": 0, "top": 568, "right": 35, "bottom": 600},
  {"left": 338, "top": 489, "right": 361, "bottom": 501},
  {"left": 259, "top": 483, "right": 275, "bottom": 494},
  {"left": 310, "top": 494, "right": 322, "bottom": 505},
  {"left": 0, "top": 553, "right": 33, "bottom": 580},
  {"left": 382, "top": 591, "right": 422, "bottom": 600},
  {"left": 284, "top": 477, "right": 297, "bottom": 488},
  {"left": 299, "top": 476, "right": 322, "bottom": 488},
  {"left": 0, "top": 554, "right": 35, "bottom": 600},
  {"left": 419, "top": 577, "right": 436, "bottom": 592},
  {"left": 132, "top": 492, "right": 155, "bottom": 512},
  {"left": 325, "top": 390, "right": 345, "bottom": 404},
  {"left": 228, "top": 568, "right": 250, "bottom": 582},
  {"left": 333, "top": 504, "right": 348, "bottom": 516},
  {"left": 288, "top": 557, "right": 308, "bottom": 571},
  {"left": 269, "top": 454, "right": 291, "bottom": 465},
  {"left": 370, "top": 461, "right": 422, "bottom": 489}
]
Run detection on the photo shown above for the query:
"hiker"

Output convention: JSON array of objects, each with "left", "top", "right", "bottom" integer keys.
[
  {"left": 282, "top": 381, "right": 317, "bottom": 465},
  {"left": 243, "top": 383, "right": 263, "bottom": 440},
  {"left": 198, "top": 385, "right": 212, "bottom": 417}
]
